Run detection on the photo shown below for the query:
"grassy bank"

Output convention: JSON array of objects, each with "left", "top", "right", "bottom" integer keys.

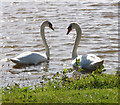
[
  {"left": 2, "top": 88, "right": 118, "bottom": 103},
  {"left": 1, "top": 68, "right": 120, "bottom": 103}
]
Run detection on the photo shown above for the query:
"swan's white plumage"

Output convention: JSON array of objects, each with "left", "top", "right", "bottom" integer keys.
[
  {"left": 10, "top": 21, "right": 54, "bottom": 65},
  {"left": 67, "top": 23, "right": 104, "bottom": 71},
  {"left": 72, "top": 54, "right": 104, "bottom": 71},
  {"left": 10, "top": 51, "right": 47, "bottom": 65}
]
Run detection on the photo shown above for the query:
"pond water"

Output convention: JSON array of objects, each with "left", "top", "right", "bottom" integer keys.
[{"left": 0, "top": 0, "right": 118, "bottom": 87}]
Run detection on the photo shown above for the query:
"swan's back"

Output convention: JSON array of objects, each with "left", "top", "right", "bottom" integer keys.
[
  {"left": 72, "top": 54, "right": 104, "bottom": 71},
  {"left": 10, "top": 51, "right": 47, "bottom": 65}
]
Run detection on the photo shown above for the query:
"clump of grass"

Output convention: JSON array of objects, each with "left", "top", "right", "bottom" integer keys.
[
  {"left": 1, "top": 64, "right": 119, "bottom": 103},
  {"left": 41, "top": 68, "right": 119, "bottom": 91}
]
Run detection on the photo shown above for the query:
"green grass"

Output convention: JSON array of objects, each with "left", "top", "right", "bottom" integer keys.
[
  {"left": 0, "top": 89, "right": 2, "bottom": 104},
  {"left": 2, "top": 88, "right": 118, "bottom": 103},
  {"left": 1, "top": 68, "right": 120, "bottom": 103}
]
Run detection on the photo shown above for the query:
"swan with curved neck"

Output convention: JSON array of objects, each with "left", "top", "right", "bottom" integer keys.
[
  {"left": 67, "top": 23, "right": 104, "bottom": 72},
  {"left": 10, "top": 21, "right": 54, "bottom": 65}
]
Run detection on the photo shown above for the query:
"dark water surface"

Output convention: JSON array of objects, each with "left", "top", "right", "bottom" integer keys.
[{"left": 0, "top": 0, "right": 118, "bottom": 87}]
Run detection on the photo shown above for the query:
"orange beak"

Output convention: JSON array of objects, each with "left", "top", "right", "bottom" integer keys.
[
  {"left": 49, "top": 25, "right": 54, "bottom": 30},
  {"left": 67, "top": 28, "right": 71, "bottom": 35}
]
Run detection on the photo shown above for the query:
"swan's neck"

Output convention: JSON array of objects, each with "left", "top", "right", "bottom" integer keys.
[
  {"left": 40, "top": 24, "right": 49, "bottom": 59},
  {"left": 72, "top": 25, "right": 82, "bottom": 60}
]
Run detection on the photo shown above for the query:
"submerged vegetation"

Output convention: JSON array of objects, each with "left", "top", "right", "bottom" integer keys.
[{"left": 1, "top": 65, "right": 119, "bottom": 103}]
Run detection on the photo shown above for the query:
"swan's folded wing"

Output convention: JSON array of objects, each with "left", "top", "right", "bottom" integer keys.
[
  {"left": 72, "top": 54, "right": 103, "bottom": 71},
  {"left": 10, "top": 52, "right": 47, "bottom": 64}
]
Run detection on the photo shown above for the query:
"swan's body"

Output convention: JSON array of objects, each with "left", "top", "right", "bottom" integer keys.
[
  {"left": 10, "top": 21, "right": 54, "bottom": 65},
  {"left": 10, "top": 51, "right": 47, "bottom": 65},
  {"left": 67, "top": 23, "right": 104, "bottom": 72}
]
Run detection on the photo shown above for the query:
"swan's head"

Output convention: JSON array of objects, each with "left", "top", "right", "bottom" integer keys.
[
  {"left": 43, "top": 21, "right": 54, "bottom": 30},
  {"left": 67, "top": 23, "right": 79, "bottom": 35}
]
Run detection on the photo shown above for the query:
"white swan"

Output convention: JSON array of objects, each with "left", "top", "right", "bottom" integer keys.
[
  {"left": 67, "top": 23, "right": 104, "bottom": 72},
  {"left": 10, "top": 21, "right": 54, "bottom": 65}
]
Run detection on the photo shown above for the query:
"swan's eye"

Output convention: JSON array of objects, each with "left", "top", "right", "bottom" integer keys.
[
  {"left": 49, "top": 22, "right": 52, "bottom": 27},
  {"left": 67, "top": 26, "right": 72, "bottom": 35},
  {"left": 49, "top": 23, "right": 54, "bottom": 30},
  {"left": 68, "top": 25, "right": 72, "bottom": 30}
]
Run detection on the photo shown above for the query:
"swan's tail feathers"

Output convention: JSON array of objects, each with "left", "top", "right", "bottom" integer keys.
[
  {"left": 10, "top": 58, "right": 20, "bottom": 64},
  {"left": 101, "top": 60, "right": 104, "bottom": 64},
  {"left": 94, "top": 60, "right": 104, "bottom": 66}
]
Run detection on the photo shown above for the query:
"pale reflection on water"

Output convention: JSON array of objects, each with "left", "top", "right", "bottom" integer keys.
[{"left": 0, "top": 1, "right": 118, "bottom": 87}]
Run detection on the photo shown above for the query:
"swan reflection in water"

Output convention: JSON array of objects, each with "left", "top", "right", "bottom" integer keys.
[{"left": 9, "top": 60, "right": 50, "bottom": 74}]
